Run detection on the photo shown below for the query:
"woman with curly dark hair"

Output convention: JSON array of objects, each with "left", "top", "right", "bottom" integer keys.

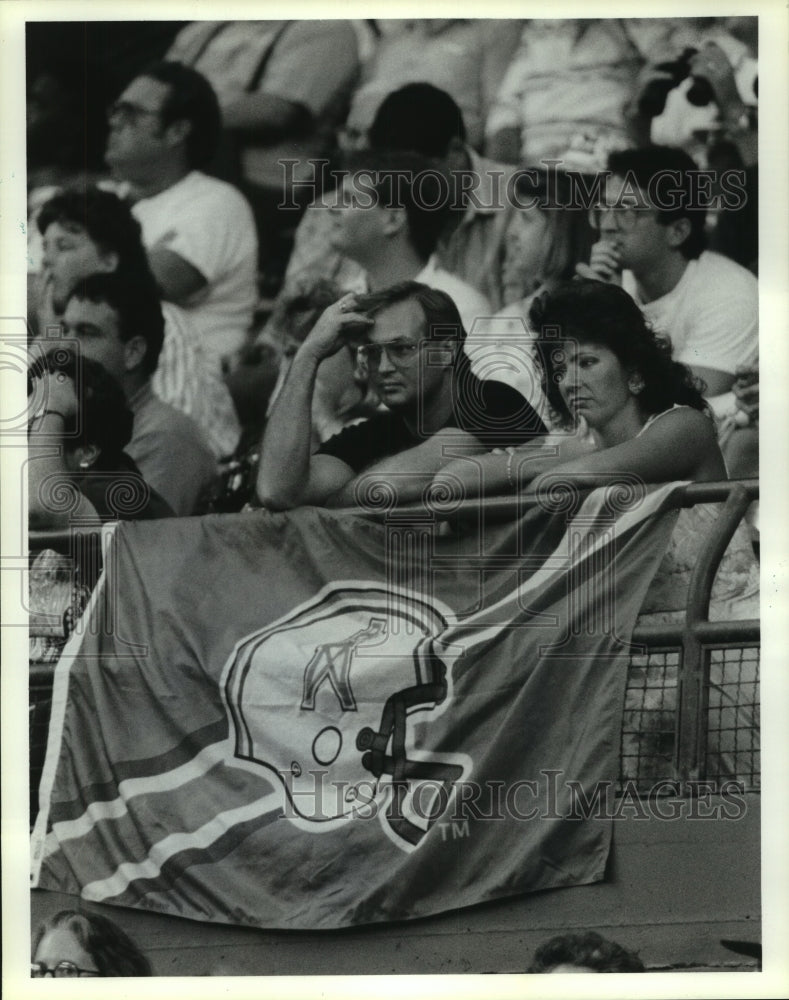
[
  {"left": 434, "top": 278, "right": 726, "bottom": 495},
  {"left": 434, "top": 279, "right": 758, "bottom": 783},
  {"left": 32, "top": 909, "right": 152, "bottom": 977}
]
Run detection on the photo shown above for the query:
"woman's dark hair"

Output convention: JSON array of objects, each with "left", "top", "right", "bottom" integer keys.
[
  {"left": 530, "top": 279, "right": 708, "bottom": 421},
  {"left": 32, "top": 909, "right": 152, "bottom": 977},
  {"left": 528, "top": 931, "right": 645, "bottom": 973},
  {"left": 37, "top": 187, "right": 151, "bottom": 283},
  {"left": 28, "top": 348, "right": 134, "bottom": 462}
]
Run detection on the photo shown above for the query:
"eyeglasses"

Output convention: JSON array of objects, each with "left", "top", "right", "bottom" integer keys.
[
  {"left": 356, "top": 340, "right": 421, "bottom": 369},
  {"left": 31, "top": 961, "right": 99, "bottom": 978},
  {"left": 107, "top": 100, "right": 162, "bottom": 126},
  {"left": 587, "top": 204, "right": 652, "bottom": 232}
]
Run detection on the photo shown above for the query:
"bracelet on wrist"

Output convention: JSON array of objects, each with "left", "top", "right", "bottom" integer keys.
[{"left": 506, "top": 450, "right": 517, "bottom": 492}]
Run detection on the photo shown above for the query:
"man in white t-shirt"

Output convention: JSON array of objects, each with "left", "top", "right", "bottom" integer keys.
[
  {"left": 577, "top": 145, "right": 757, "bottom": 418},
  {"left": 105, "top": 61, "right": 258, "bottom": 373}
]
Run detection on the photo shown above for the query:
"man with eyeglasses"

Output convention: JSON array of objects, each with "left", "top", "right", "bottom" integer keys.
[
  {"left": 105, "top": 61, "right": 258, "bottom": 375},
  {"left": 576, "top": 145, "right": 757, "bottom": 408},
  {"left": 255, "top": 282, "right": 545, "bottom": 511}
]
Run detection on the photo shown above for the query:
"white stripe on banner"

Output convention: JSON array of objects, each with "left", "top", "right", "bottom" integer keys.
[
  {"left": 34, "top": 483, "right": 684, "bottom": 891},
  {"left": 80, "top": 790, "right": 282, "bottom": 903},
  {"left": 30, "top": 523, "right": 117, "bottom": 886},
  {"left": 50, "top": 740, "right": 230, "bottom": 848}
]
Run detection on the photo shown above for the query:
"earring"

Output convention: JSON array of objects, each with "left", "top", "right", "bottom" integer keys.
[
  {"left": 79, "top": 459, "right": 91, "bottom": 469},
  {"left": 629, "top": 376, "right": 645, "bottom": 395}
]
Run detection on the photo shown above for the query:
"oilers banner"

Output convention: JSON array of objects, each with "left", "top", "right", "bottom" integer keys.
[{"left": 31, "top": 483, "right": 681, "bottom": 930}]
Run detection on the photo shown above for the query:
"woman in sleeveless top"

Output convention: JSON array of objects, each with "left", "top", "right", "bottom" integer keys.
[{"left": 434, "top": 279, "right": 758, "bottom": 782}]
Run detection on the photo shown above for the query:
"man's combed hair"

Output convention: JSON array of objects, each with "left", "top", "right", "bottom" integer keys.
[
  {"left": 354, "top": 281, "right": 466, "bottom": 344},
  {"left": 67, "top": 272, "right": 165, "bottom": 376},
  {"left": 530, "top": 278, "right": 708, "bottom": 420},
  {"left": 141, "top": 60, "right": 221, "bottom": 169},
  {"left": 528, "top": 931, "right": 645, "bottom": 973},
  {"left": 33, "top": 910, "right": 152, "bottom": 977},
  {"left": 607, "top": 145, "right": 707, "bottom": 259}
]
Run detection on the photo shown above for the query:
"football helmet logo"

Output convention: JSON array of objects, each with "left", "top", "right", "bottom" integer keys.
[{"left": 222, "top": 583, "right": 471, "bottom": 849}]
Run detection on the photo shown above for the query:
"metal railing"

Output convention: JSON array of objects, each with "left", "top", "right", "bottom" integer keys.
[
  {"left": 625, "top": 480, "right": 759, "bottom": 791},
  {"left": 28, "top": 480, "right": 760, "bottom": 818}
]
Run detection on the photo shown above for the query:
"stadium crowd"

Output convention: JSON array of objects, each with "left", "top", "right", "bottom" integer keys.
[
  {"left": 26, "top": 13, "right": 760, "bottom": 713},
  {"left": 25, "top": 14, "right": 761, "bottom": 976},
  {"left": 26, "top": 16, "right": 759, "bottom": 519}
]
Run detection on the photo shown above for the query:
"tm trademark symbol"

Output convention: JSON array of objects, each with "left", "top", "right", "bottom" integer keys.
[{"left": 437, "top": 820, "right": 470, "bottom": 842}]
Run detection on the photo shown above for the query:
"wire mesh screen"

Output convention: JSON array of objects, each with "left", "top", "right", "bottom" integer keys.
[
  {"left": 706, "top": 645, "right": 760, "bottom": 790},
  {"left": 620, "top": 649, "right": 680, "bottom": 791},
  {"left": 619, "top": 644, "right": 760, "bottom": 793}
]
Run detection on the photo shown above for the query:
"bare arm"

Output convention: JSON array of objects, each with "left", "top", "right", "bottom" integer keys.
[
  {"left": 692, "top": 365, "right": 736, "bottom": 396},
  {"left": 433, "top": 408, "right": 724, "bottom": 501},
  {"left": 325, "top": 429, "right": 486, "bottom": 509},
  {"left": 524, "top": 408, "right": 724, "bottom": 490},
  {"left": 146, "top": 246, "right": 207, "bottom": 305},
  {"left": 28, "top": 377, "right": 101, "bottom": 529},
  {"left": 255, "top": 296, "right": 372, "bottom": 510}
]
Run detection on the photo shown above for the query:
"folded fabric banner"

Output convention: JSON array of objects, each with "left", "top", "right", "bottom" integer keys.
[{"left": 32, "top": 483, "right": 682, "bottom": 930}]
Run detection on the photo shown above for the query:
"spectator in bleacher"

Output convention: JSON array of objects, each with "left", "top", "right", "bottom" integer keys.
[
  {"left": 638, "top": 21, "right": 757, "bottom": 169},
  {"left": 327, "top": 150, "right": 489, "bottom": 325},
  {"left": 32, "top": 909, "right": 152, "bottom": 977},
  {"left": 57, "top": 274, "right": 216, "bottom": 516},
  {"left": 33, "top": 187, "right": 240, "bottom": 460},
  {"left": 345, "top": 20, "right": 520, "bottom": 155},
  {"left": 255, "top": 283, "right": 545, "bottom": 511},
  {"left": 105, "top": 61, "right": 258, "bottom": 374},
  {"left": 464, "top": 167, "right": 594, "bottom": 422},
  {"left": 165, "top": 20, "right": 363, "bottom": 293},
  {"left": 576, "top": 145, "right": 758, "bottom": 426},
  {"left": 485, "top": 18, "right": 710, "bottom": 168},
  {"left": 27, "top": 350, "right": 173, "bottom": 529},
  {"left": 261, "top": 279, "right": 371, "bottom": 450},
  {"left": 435, "top": 278, "right": 758, "bottom": 618},
  {"left": 266, "top": 151, "right": 493, "bottom": 448},
  {"left": 435, "top": 278, "right": 731, "bottom": 497},
  {"left": 632, "top": 18, "right": 758, "bottom": 274},
  {"left": 252, "top": 150, "right": 489, "bottom": 452},
  {"left": 285, "top": 82, "right": 520, "bottom": 312},
  {"left": 528, "top": 931, "right": 645, "bottom": 973}
]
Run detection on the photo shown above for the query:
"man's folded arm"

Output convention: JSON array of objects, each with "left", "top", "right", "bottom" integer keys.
[{"left": 325, "top": 428, "right": 486, "bottom": 509}]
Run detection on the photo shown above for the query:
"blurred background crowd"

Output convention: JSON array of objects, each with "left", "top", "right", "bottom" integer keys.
[{"left": 25, "top": 15, "right": 759, "bottom": 520}]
